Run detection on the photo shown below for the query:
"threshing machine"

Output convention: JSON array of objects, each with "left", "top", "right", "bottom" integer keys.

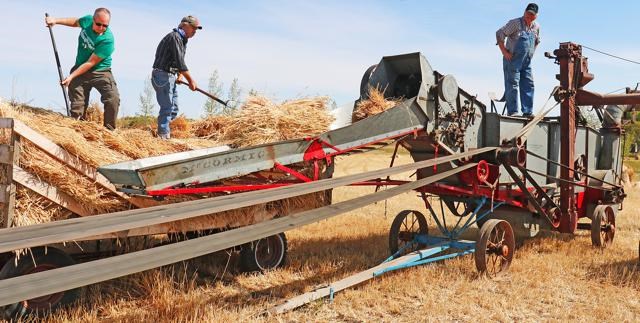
[{"left": 0, "top": 42, "right": 637, "bottom": 317}]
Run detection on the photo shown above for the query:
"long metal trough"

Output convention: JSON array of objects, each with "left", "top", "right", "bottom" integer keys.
[{"left": 98, "top": 99, "right": 428, "bottom": 192}]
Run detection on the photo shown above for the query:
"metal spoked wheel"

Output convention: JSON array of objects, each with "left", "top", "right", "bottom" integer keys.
[
  {"left": 0, "top": 247, "right": 80, "bottom": 320},
  {"left": 591, "top": 205, "right": 616, "bottom": 248},
  {"left": 442, "top": 198, "right": 474, "bottom": 217},
  {"left": 240, "top": 233, "right": 288, "bottom": 273},
  {"left": 475, "top": 219, "right": 515, "bottom": 277},
  {"left": 389, "top": 210, "right": 428, "bottom": 256}
]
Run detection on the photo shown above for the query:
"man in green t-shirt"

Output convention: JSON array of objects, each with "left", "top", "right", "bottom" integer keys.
[{"left": 45, "top": 7, "right": 120, "bottom": 130}]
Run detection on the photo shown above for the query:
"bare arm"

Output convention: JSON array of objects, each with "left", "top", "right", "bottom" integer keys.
[
  {"left": 61, "top": 54, "right": 103, "bottom": 86},
  {"left": 45, "top": 16, "right": 79, "bottom": 28},
  {"left": 179, "top": 70, "right": 197, "bottom": 91}
]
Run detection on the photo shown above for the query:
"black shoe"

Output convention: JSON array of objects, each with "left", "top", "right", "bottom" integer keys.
[{"left": 522, "top": 113, "right": 534, "bottom": 118}]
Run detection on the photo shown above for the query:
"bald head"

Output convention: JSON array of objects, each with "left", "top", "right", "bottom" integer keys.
[
  {"left": 94, "top": 7, "right": 111, "bottom": 19},
  {"left": 92, "top": 7, "right": 111, "bottom": 34}
]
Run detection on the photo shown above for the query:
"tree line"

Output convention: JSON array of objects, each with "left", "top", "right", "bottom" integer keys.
[{"left": 137, "top": 70, "right": 249, "bottom": 118}]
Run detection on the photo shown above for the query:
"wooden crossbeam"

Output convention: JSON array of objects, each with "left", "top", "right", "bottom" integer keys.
[
  {"left": 12, "top": 166, "right": 90, "bottom": 216},
  {"left": 0, "top": 148, "right": 493, "bottom": 253},
  {"left": 0, "top": 164, "right": 475, "bottom": 307},
  {"left": 7, "top": 118, "right": 157, "bottom": 208},
  {"left": 0, "top": 119, "right": 19, "bottom": 228}
]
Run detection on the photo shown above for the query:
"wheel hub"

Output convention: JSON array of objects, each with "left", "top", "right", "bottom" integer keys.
[
  {"left": 603, "top": 224, "right": 615, "bottom": 234},
  {"left": 500, "top": 244, "right": 510, "bottom": 257},
  {"left": 397, "top": 231, "right": 415, "bottom": 241},
  {"left": 487, "top": 243, "right": 510, "bottom": 257}
]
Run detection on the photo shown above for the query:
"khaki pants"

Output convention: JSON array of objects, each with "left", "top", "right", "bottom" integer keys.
[{"left": 68, "top": 68, "right": 120, "bottom": 129}]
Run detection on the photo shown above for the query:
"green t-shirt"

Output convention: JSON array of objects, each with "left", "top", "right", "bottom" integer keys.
[{"left": 75, "top": 15, "right": 114, "bottom": 71}]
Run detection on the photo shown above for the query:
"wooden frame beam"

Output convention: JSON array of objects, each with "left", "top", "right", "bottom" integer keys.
[
  {"left": 7, "top": 119, "right": 157, "bottom": 208},
  {"left": 13, "top": 166, "right": 90, "bottom": 217},
  {"left": 0, "top": 119, "right": 18, "bottom": 228}
]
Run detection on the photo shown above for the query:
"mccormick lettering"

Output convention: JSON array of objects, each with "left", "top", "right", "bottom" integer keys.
[{"left": 179, "top": 150, "right": 266, "bottom": 175}]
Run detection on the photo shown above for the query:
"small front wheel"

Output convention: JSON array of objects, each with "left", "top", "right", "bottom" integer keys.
[
  {"left": 475, "top": 219, "right": 515, "bottom": 277},
  {"left": 239, "top": 233, "right": 288, "bottom": 273},
  {"left": 591, "top": 205, "right": 616, "bottom": 248},
  {"left": 388, "top": 210, "right": 428, "bottom": 256}
]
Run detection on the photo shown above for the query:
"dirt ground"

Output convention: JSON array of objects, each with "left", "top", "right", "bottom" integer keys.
[{"left": 39, "top": 148, "right": 640, "bottom": 322}]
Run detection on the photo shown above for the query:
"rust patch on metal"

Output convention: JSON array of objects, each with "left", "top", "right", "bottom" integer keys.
[{"left": 266, "top": 145, "right": 276, "bottom": 162}]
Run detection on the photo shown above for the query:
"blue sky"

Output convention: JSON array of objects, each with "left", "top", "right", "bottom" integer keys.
[{"left": 2, "top": 0, "right": 640, "bottom": 118}]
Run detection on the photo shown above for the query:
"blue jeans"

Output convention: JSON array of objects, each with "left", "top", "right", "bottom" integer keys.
[
  {"left": 151, "top": 69, "right": 178, "bottom": 135},
  {"left": 503, "top": 55, "right": 534, "bottom": 115}
]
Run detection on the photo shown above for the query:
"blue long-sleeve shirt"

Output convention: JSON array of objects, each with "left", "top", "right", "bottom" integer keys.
[{"left": 152, "top": 28, "right": 189, "bottom": 72}]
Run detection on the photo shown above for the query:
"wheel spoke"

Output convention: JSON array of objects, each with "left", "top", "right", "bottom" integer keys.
[
  {"left": 390, "top": 210, "right": 428, "bottom": 256},
  {"left": 409, "top": 215, "right": 417, "bottom": 232},
  {"left": 475, "top": 220, "right": 514, "bottom": 276},
  {"left": 499, "top": 230, "right": 506, "bottom": 244},
  {"left": 490, "top": 254, "right": 498, "bottom": 274}
]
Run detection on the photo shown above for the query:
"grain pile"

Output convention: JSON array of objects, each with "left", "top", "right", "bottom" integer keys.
[
  {"left": 190, "top": 115, "right": 233, "bottom": 140},
  {"left": 169, "top": 115, "right": 192, "bottom": 139},
  {"left": 192, "top": 95, "right": 334, "bottom": 148},
  {"left": 0, "top": 102, "right": 217, "bottom": 226},
  {"left": 0, "top": 100, "right": 333, "bottom": 232},
  {"left": 352, "top": 86, "right": 402, "bottom": 122}
]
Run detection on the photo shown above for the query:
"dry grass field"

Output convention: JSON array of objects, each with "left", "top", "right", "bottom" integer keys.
[{"left": 30, "top": 147, "right": 640, "bottom": 322}]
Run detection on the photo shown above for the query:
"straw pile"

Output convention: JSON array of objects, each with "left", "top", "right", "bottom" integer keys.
[
  {"left": 85, "top": 103, "right": 104, "bottom": 124},
  {"left": 352, "top": 86, "right": 402, "bottom": 122},
  {"left": 169, "top": 115, "right": 192, "bottom": 139},
  {"left": 0, "top": 101, "right": 218, "bottom": 226},
  {"left": 192, "top": 95, "right": 334, "bottom": 147},
  {"left": 0, "top": 99, "right": 333, "bottom": 232},
  {"left": 190, "top": 115, "right": 233, "bottom": 140},
  {"left": 13, "top": 187, "right": 68, "bottom": 227},
  {"left": 87, "top": 103, "right": 192, "bottom": 140}
]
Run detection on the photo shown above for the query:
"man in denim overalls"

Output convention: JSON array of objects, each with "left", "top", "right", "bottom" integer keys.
[{"left": 496, "top": 3, "right": 541, "bottom": 117}]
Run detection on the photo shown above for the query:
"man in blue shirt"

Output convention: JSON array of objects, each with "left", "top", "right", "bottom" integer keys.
[{"left": 151, "top": 15, "right": 201, "bottom": 139}]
